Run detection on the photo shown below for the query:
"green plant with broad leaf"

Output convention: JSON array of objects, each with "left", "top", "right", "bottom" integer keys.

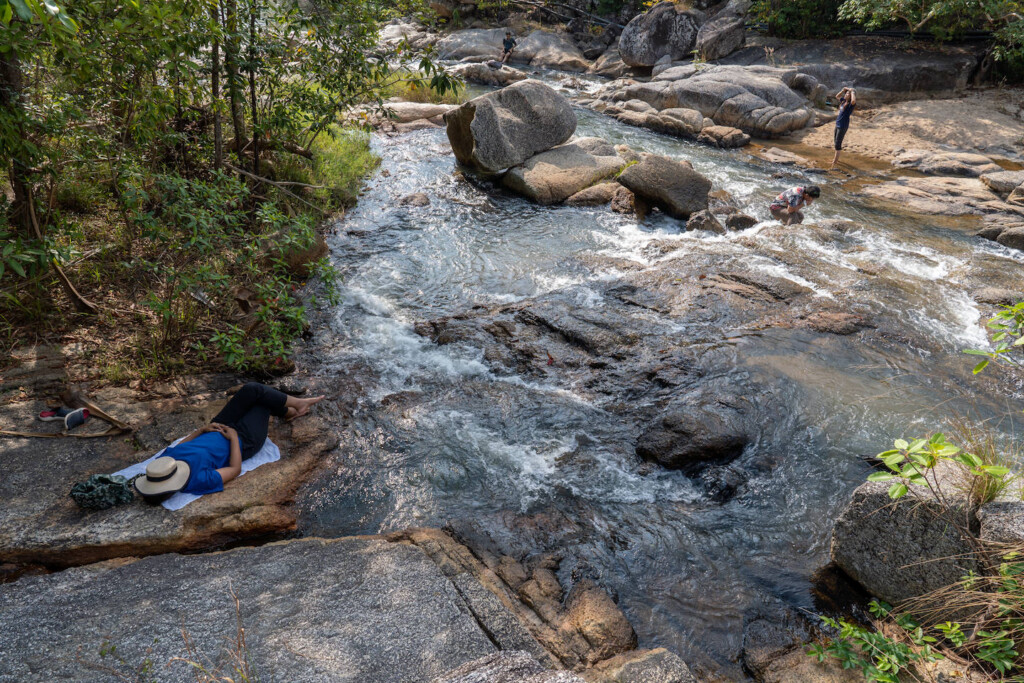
[{"left": 966, "top": 301, "right": 1024, "bottom": 374}]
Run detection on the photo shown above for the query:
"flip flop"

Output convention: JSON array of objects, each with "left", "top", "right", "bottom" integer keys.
[
  {"left": 64, "top": 408, "right": 90, "bottom": 431},
  {"left": 38, "top": 407, "right": 73, "bottom": 422}
]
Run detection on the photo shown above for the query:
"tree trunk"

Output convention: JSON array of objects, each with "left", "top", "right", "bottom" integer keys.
[
  {"left": 211, "top": 5, "right": 223, "bottom": 171},
  {"left": 0, "top": 48, "right": 31, "bottom": 235},
  {"left": 248, "top": 0, "right": 259, "bottom": 177},
  {"left": 223, "top": 0, "right": 246, "bottom": 154}
]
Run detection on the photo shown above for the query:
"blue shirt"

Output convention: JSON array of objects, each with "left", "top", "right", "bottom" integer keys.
[
  {"left": 164, "top": 431, "right": 231, "bottom": 495},
  {"left": 835, "top": 98, "right": 855, "bottom": 129}
]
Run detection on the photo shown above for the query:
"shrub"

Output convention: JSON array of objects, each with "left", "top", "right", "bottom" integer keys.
[{"left": 752, "top": 0, "right": 849, "bottom": 38}]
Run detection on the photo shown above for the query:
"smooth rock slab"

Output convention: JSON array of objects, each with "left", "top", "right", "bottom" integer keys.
[
  {"left": 436, "top": 651, "right": 584, "bottom": 683},
  {"left": 503, "top": 138, "right": 626, "bottom": 205},
  {"left": 445, "top": 80, "right": 577, "bottom": 173},
  {"left": 980, "top": 170, "right": 1024, "bottom": 196},
  {"left": 0, "top": 537, "right": 498, "bottom": 682}
]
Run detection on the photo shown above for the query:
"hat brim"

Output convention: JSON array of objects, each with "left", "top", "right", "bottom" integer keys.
[{"left": 134, "top": 461, "right": 191, "bottom": 497}]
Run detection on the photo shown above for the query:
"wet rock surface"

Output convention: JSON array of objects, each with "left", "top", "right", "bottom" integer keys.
[
  {"left": 617, "top": 153, "right": 711, "bottom": 219},
  {"left": 437, "top": 651, "right": 586, "bottom": 683},
  {"left": 445, "top": 80, "right": 578, "bottom": 173}
]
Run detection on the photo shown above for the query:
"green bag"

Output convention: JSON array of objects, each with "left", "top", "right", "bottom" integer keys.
[{"left": 70, "top": 474, "right": 135, "bottom": 510}]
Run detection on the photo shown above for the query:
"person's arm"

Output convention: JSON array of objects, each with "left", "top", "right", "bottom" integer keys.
[
  {"left": 848, "top": 90, "right": 856, "bottom": 106},
  {"left": 212, "top": 424, "right": 242, "bottom": 485},
  {"left": 787, "top": 192, "right": 803, "bottom": 213}
]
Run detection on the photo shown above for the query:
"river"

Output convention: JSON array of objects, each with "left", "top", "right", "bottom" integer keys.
[{"left": 295, "top": 73, "right": 1024, "bottom": 677}]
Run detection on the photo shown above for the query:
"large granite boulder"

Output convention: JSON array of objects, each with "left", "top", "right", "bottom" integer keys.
[
  {"left": 437, "top": 28, "right": 506, "bottom": 61},
  {"left": 450, "top": 62, "right": 529, "bottom": 87},
  {"left": 695, "top": 0, "right": 750, "bottom": 62},
  {"left": 619, "top": 1, "right": 702, "bottom": 67},
  {"left": 588, "top": 49, "right": 632, "bottom": 79},
  {"left": 863, "top": 176, "right": 1020, "bottom": 217},
  {"left": 503, "top": 137, "right": 627, "bottom": 205},
  {"left": 617, "top": 154, "right": 712, "bottom": 219},
  {"left": 0, "top": 537, "right": 500, "bottom": 682},
  {"left": 830, "top": 480, "right": 978, "bottom": 607},
  {"left": 445, "top": 80, "right": 577, "bottom": 173},
  {"left": 611, "top": 64, "right": 815, "bottom": 137},
  {"left": 514, "top": 30, "right": 590, "bottom": 72}
]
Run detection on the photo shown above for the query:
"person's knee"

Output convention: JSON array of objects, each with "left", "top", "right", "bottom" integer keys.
[{"left": 240, "top": 382, "right": 263, "bottom": 397}]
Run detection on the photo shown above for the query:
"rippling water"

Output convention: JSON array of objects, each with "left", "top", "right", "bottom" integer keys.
[{"left": 297, "top": 74, "right": 1024, "bottom": 677}]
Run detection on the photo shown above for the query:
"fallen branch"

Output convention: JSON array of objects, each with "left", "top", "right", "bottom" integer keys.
[
  {"left": 224, "top": 163, "right": 329, "bottom": 215},
  {"left": 26, "top": 188, "right": 100, "bottom": 315},
  {"left": 509, "top": 0, "right": 624, "bottom": 28},
  {"left": 63, "top": 386, "right": 133, "bottom": 431}
]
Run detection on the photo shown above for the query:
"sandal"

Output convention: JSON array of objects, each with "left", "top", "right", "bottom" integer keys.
[{"left": 38, "top": 407, "right": 73, "bottom": 422}]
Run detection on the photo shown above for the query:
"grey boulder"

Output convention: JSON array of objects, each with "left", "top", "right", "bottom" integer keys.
[
  {"left": 892, "top": 149, "right": 1002, "bottom": 177},
  {"left": 685, "top": 209, "right": 726, "bottom": 234},
  {"left": 830, "top": 480, "right": 978, "bottom": 607},
  {"left": 584, "top": 648, "right": 697, "bottom": 683},
  {"left": 437, "top": 28, "right": 506, "bottom": 61},
  {"left": 617, "top": 153, "right": 712, "bottom": 219},
  {"left": 450, "top": 62, "right": 529, "bottom": 87},
  {"left": 588, "top": 49, "right": 633, "bottom": 79},
  {"left": 503, "top": 138, "right": 627, "bottom": 205},
  {"left": 514, "top": 30, "right": 590, "bottom": 72},
  {"left": 997, "top": 226, "right": 1024, "bottom": 251},
  {"left": 636, "top": 401, "right": 749, "bottom": 471},
  {"left": 619, "top": 2, "right": 702, "bottom": 67},
  {"left": 695, "top": 0, "right": 750, "bottom": 62},
  {"left": 445, "top": 80, "right": 577, "bottom": 173}
]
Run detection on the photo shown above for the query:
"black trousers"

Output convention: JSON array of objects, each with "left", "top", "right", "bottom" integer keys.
[
  {"left": 834, "top": 125, "right": 849, "bottom": 150},
  {"left": 212, "top": 383, "right": 288, "bottom": 460}
]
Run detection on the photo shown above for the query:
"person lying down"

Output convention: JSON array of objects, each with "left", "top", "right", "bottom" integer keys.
[{"left": 134, "top": 382, "right": 324, "bottom": 503}]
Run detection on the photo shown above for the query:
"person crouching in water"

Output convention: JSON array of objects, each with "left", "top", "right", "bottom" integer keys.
[
  {"left": 501, "top": 31, "right": 516, "bottom": 63},
  {"left": 769, "top": 185, "right": 820, "bottom": 225},
  {"left": 831, "top": 87, "right": 856, "bottom": 170}
]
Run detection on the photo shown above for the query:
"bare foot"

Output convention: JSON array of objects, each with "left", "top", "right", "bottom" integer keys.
[{"left": 286, "top": 395, "right": 325, "bottom": 421}]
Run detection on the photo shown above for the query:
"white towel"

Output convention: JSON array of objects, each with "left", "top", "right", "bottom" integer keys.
[{"left": 113, "top": 437, "right": 281, "bottom": 511}]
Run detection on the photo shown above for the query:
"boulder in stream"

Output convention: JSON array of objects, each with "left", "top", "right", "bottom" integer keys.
[
  {"left": 587, "top": 49, "right": 633, "bottom": 79},
  {"left": 619, "top": 1, "right": 702, "bottom": 68},
  {"left": 891, "top": 149, "right": 1002, "bottom": 177},
  {"left": 685, "top": 209, "right": 726, "bottom": 234},
  {"left": 636, "top": 398, "right": 749, "bottom": 472},
  {"left": 830, "top": 480, "right": 978, "bottom": 607},
  {"left": 445, "top": 80, "right": 577, "bottom": 173},
  {"left": 437, "top": 652, "right": 584, "bottom": 683},
  {"left": 997, "top": 226, "right": 1024, "bottom": 251},
  {"left": 503, "top": 138, "right": 627, "bottom": 205},
  {"left": 514, "top": 30, "right": 590, "bottom": 72},
  {"left": 617, "top": 153, "right": 712, "bottom": 219}
]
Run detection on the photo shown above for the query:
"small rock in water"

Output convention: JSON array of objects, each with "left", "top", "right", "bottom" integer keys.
[
  {"left": 398, "top": 192, "right": 431, "bottom": 207},
  {"left": 685, "top": 209, "right": 726, "bottom": 234},
  {"left": 725, "top": 213, "right": 758, "bottom": 230}
]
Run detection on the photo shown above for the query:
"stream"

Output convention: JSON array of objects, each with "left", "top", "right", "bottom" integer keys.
[{"left": 296, "top": 73, "right": 1024, "bottom": 677}]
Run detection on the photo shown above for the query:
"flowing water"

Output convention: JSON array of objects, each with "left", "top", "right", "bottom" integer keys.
[{"left": 297, "top": 73, "right": 1024, "bottom": 677}]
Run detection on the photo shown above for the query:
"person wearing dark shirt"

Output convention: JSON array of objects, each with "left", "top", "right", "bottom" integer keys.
[
  {"left": 831, "top": 87, "right": 856, "bottom": 170},
  {"left": 769, "top": 185, "right": 820, "bottom": 225},
  {"left": 501, "top": 31, "right": 516, "bottom": 63},
  {"left": 134, "top": 382, "right": 324, "bottom": 500}
]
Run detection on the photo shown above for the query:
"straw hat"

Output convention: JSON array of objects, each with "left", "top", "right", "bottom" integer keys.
[{"left": 134, "top": 456, "right": 190, "bottom": 499}]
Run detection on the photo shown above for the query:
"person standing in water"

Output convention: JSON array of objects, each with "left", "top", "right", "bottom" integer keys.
[
  {"left": 501, "top": 31, "right": 517, "bottom": 63},
  {"left": 769, "top": 185, "right": 820, "bottom": 225},
  {"left": 831, "top": 87, "right": 856, "bottom": 170}
]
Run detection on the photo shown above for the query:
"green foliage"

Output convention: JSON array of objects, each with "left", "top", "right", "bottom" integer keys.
[
  {"left": 965, "top": 301, "right": 1024, "bottom": 373},
  {"left": 752, "top": 0, "right": 849, "bottom": 38},
  {"left": 838, "top": 0, "right": 1024, "bottom": 62},
  {"left": 808, "top": 601, "right": 942, "bottom": 683},
  {"left": 0, "top": 0, "right": 452, "bottom": 378}
]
